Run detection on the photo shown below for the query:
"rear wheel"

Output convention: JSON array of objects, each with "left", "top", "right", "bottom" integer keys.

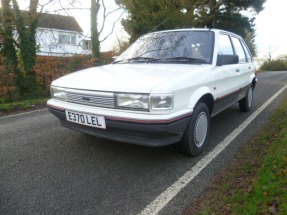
[
  {"left": 180, "top": 102, "right": 210, "bottom": 156},
  {"left": 239, "top": 85, "right": 253, "bottom": 112}
]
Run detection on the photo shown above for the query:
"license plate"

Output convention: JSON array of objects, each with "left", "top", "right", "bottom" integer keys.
[{"left": 65, "top": 110, "right": 106, "bottom": 129}]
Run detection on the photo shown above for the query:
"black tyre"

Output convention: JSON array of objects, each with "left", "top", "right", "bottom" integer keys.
[
  {"left": 180, "top": 102, "right": 210, "bottom": 156},
  {"left": 239, "top": 85, "right": 253, "bottom": 112}
]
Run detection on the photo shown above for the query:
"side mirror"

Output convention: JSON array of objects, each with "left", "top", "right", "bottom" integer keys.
[
  {"left": 216, "top": 54, "right": 239, "bottom": 66},
  {"left": 112, "top": 56, "right": 119, "bottom": 61}
]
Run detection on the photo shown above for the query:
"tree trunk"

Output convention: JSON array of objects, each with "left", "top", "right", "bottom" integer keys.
[
  {"left": 0, "top": 0, "right": 41, "bottom": 98},
  {"left": 91, "top": 0, "right": 102, "bottom": 65},
  {"left": 0, "top": 0, "right": 23, "bottom": 97},
  {"left": 11, "top": 0, "right": 40, "bottom": 96}
]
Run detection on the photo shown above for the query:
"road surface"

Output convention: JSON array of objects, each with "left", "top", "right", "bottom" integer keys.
[{"left": 1, "top": 71, "right": 287, "bottom": 215}]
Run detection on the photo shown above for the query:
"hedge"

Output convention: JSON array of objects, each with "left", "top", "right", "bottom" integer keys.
[
  {"left": 0, "top": 53, "right": 114, "bottom": 100},
  {"left": 259, "top": 58, "right": 287, "bottom": 72}
]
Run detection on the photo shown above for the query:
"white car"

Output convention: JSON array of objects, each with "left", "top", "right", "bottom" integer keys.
[{"left": 47, "top": 28, "right": 257, "bottom": 156}]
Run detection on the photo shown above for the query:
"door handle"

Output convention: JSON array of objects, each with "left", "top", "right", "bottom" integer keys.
[{"left": 235, "top": 69, "right": 240, "bottom": 72}]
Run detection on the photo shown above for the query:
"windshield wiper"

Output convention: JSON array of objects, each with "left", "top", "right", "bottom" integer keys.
[
  {"left": 163, "top": 57, "right": 207, "bottom": 64},
  {"left": 113, "top": 57, "right": 160, "bottom": 64},
  {"left": 113, "top": 56, "right": 208, "bottom": 64},
  {"left": 127, "top": 57, "right": 162, "bottom": 63}
]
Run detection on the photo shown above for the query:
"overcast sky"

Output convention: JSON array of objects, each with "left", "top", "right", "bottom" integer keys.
[
  {"left": 3, "top": 0, "right": 287, "bottom": 58},
  {"left": 56, "top": 0, "right": 287, "bottom": 58},
  {"left": 254, "top": 0, "right": 287, "bottom": 58}
]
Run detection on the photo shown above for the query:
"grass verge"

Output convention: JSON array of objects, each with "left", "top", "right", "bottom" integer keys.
[
  {"left": 184, "top": 97, "right": 287, "bottom": 215},
  {"left": 0, "top": 98, "right": 48, "bottom": 115}
]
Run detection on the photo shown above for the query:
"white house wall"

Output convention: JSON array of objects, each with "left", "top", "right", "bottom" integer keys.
[{"left": 36, "top": 27, "right": 92, "bottom": 56}]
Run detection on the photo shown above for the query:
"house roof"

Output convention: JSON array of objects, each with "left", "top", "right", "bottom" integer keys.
[
  {"left": 0, "top": 9, "right": 83, "bottom": 33},
  {"left": 37, "top": 13, "right": 83, "bottom": 33}
]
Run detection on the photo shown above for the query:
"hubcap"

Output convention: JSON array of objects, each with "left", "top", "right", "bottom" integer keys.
[
  {"left": 248, "top": 87, "right": 253, "bottom": 107},
  {"left": 194, "top": 112, "right": 208, "bottom": 148}
]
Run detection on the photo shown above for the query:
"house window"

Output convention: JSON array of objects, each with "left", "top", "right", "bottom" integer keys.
[
  {"left": 59, "top": 33, "right": 76, "bottom": 45},
  {"left": 83, "top": 40, "right": 92, "bottom": 50}
]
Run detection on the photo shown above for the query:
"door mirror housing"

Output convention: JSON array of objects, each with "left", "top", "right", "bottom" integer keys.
[
  {"left": 216, "top": 54, "right": 239, "bottom": 66},
  {"left": 112, "top": 56, "right": 119, "bottom": 61}
]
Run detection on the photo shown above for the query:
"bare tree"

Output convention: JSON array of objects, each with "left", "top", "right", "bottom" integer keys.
[
  {"left": 91, "top": 0, "right": 124, "bottom": 64},
  {"left": 266, "top": 45, "right": 274, "bottom": 63},
  {"left": 50, "top": 0, "right": 124, "bottom": 64}
]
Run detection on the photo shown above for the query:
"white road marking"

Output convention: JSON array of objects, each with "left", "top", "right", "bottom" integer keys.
[
  {"left": 139, "top": 83, "right": 287, "bottom": 215},
  {"left": 0, "top": 108, "right": 47, "bottom": 119}
]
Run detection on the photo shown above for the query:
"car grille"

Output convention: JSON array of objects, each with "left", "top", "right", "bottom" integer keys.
[{"left": 66, "top": 91, "right": 114, "bottom": 108}]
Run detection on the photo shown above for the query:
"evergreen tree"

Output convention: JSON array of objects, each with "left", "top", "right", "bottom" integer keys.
[{"left": 116, "top": 0, "right": 266, "bottom": 54}]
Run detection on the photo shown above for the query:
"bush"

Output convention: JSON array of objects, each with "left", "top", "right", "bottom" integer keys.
[
  {"left": 0, "top": 54, "right": 113, "bottom": 100},
  {"left": 34, "top": 55, "right": 97, "bottom": 96},
  {"left": 260, "top": 56, "right": 287, "bottom": 72}
]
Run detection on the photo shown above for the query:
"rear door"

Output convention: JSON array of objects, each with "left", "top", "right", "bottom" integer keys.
[{"left": 230, "top": 36, "right": 256, "bottom": 99}]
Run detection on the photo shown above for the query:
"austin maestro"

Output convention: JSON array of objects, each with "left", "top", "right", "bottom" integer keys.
[{"left": 47, "top": 28, "right": 257, "bottom": 156}]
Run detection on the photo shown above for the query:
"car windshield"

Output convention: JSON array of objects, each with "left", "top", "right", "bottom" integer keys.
[{"left": 114, "top": 31, "right": 214, "bottom": 64}]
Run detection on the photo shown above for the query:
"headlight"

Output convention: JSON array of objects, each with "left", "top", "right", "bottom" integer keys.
[
  {"left": 116, "top": 93, "right": 149, "bottom": 110},
  {"left": 150, "top": 94, "right": 173, "bottom": 110},
  {"left": 50, "top": 86, "right": 67, "bottom": 101}
]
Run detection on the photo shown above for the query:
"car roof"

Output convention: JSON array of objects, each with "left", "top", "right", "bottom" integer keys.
[{"left": 150, "top": 28, "right": 241, "bottom": 38}]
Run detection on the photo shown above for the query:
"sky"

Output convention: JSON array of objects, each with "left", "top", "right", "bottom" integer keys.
[
  {"left": 53, "top": 0, "right": 287, "bottom": 58},
  {"left": 255, "top": 0, "right": 287, "bottom": 59},
  {"left": 3, "top": 0, "right": 287, "bottom": 58}
]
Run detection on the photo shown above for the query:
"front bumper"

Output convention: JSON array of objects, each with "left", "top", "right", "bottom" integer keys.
[{"left": 48, "top": 106, "right": 191, "bottom": 147}]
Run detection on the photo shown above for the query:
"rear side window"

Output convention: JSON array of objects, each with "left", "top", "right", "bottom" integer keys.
[
  {"left": 231, "top": 37, "right": 246, "bottom": 63},
  {"left": 218, "top": 34, "right": 234, "bottom": 55},
  {"left": 241, "top": 41, "right": 252, "bottom": 62}
]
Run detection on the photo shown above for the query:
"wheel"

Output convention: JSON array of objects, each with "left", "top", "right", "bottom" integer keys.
[
  {"left": 180, "top": 102, "right": 210, "bottom": 156},
  {"left": 239, "top": 85, "right": 253, "bottom": 112}
]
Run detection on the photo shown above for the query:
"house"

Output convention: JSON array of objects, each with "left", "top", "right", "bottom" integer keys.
[
  {"left": 0, "top": 10, "right": 92, "bottom": 56},
  {"left": 36, "top": 13, "right": 92, "bottom": 56}
]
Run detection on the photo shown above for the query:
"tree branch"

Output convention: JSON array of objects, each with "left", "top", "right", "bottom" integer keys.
[
  {"left": 100, "top": 10, "right": 124, "bottom": 42},
  {"left": 99, "top": 1, "right": 123, "bottom": 35},
  {"left": 51, "top": 7, "right": 90, "bottom": 12},
  {"left": 98, "top": 0, "right": 106, "bottom": 35},
  {"left": 59, "top": 0, "right": 70, "bottom": 16}
]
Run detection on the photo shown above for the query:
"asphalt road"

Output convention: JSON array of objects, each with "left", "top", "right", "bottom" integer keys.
[{"left": 1, "top": 71, "right": 287, "bottom": 215}]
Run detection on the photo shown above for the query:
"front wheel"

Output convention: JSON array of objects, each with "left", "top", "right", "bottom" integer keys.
[
  {"left": 180, "top": 102, "right": 210, "bottom": 157},
  {"left": 239, "top": 85, "right": 253, "bottom": 112}
]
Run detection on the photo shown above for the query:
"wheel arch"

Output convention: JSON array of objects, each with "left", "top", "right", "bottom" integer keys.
[
  {"left": 188, "top": 87, "right": 214, "bottom": 114},
  {"left": 250, "top": 73, "right": 257, "bottom": 89}
]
